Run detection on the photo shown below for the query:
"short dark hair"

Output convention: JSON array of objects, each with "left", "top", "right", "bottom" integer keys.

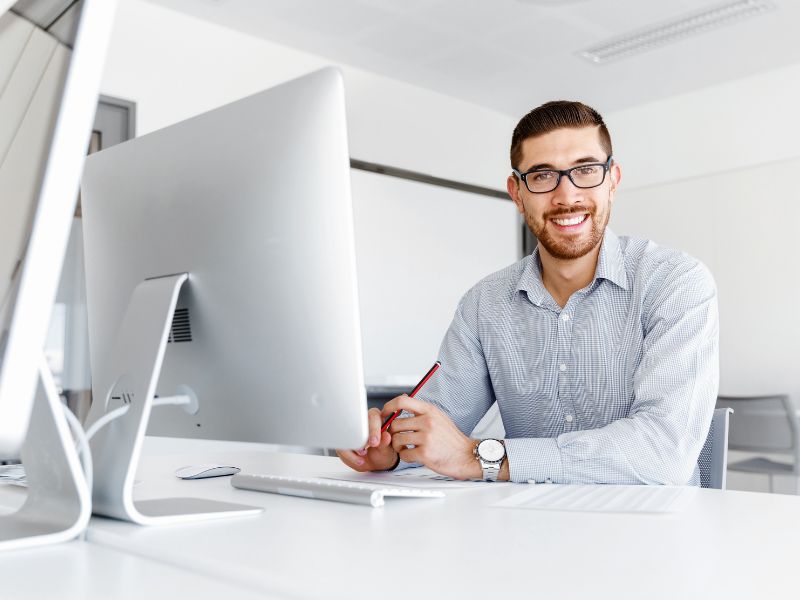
[{"left": 510, "top": 100, "right": 612, "bottom": 170}]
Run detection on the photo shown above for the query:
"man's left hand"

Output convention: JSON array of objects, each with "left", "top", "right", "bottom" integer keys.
[{"left": 382, "top": 395, "right": 481, "bottom": 480}]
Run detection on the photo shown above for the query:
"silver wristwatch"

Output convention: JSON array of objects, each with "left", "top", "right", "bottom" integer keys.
[{"left": 474, "top": 438, "right": 506, "bottom": 481}]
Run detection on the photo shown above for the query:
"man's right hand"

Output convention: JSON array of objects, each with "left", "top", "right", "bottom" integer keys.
[{"left": 335, "top": 406, "right": 398, "bottom": 472}]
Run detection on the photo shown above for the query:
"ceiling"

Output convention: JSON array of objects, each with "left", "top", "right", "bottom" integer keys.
[{"left": 147, "top": 0, "right": 800, "bottom": 116}]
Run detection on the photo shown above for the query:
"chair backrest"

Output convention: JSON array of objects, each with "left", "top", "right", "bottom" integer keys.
[
  {"left": 698, "top": 407, "right": 733, "bottom": 490},
  {"left": 716, "top": 395, "right": 797, "bottom": 454}
]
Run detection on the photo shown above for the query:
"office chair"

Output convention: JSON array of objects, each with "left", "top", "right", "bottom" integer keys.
[
  {"left": 716, "top": 394, "right": 800, "bottom": 494},
  {"left": 698, "top": 407, "right": 733, "bottom": 490}
]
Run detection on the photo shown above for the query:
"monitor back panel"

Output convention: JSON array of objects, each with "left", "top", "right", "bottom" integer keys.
[{"left": 81, "top": 69, "right": 369, "bottom": 450}]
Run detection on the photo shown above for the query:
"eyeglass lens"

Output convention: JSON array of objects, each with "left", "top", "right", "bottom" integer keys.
[{"left": 525, "top": 164, "right": 606, "bottom": 193}]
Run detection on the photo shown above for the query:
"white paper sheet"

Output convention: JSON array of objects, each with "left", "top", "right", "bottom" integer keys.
[
  {"left": 493, "top": 484, "right": 697, "bottom": 513},
  {"left": 320, "top": 466, "right": 506, "bottom": 489}
]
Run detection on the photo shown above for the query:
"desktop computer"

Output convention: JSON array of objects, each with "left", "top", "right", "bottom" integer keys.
[
  {"left": 80, "top": 67, "right": 370, "bottom": 524},
  {"left": 0, "top": 0, "right": 116, "bottom": 550}
]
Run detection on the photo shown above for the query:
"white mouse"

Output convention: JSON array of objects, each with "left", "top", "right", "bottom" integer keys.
[{"left": 175, "top": 464, "right": 241, "bottom": 479}]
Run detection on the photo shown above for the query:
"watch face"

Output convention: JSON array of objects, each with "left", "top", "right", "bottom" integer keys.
[{"left": 478, "top": 439, "right": 504, "bottom": 462}]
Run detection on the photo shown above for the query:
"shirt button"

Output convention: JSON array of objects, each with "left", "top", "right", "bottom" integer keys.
[
  {"left": 559, "top": 363, "right": 567, "bottom": 372},
  {"left": 565, "top": 414, "right": 574, "bottom": 423},
  {"left": 561, "top": 313, "right": 570, "bottom": 322}
]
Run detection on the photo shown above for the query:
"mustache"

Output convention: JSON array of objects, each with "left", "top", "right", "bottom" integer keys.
[{"left": 544, "top": 206, "right": 594, "bottom": 219}]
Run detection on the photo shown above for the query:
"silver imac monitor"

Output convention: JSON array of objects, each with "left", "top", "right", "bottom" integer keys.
[
  {"left": 81, "top": 69, "right": 369, "bottom": 461},
  {"left": 0, "top": 0, "right": 116, "bottom": 549}
]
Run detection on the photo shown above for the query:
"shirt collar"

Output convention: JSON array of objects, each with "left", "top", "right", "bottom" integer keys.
[
  {"left": 515, "top": 248, "right": 547, "bottom": 306},
  {"left": 595, "top": 228, "right": 629, "bottom": 291},
  {"left": 516, "top": 228, "right": 629, "bottom": 305}
]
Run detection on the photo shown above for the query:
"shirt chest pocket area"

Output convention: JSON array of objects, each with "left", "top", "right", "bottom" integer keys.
[
  {"left": 574, "top": 315, "right": 639, "bottom": 418},
  {"left": 481, "top": 312, "right": 553, "bottom": 403}
]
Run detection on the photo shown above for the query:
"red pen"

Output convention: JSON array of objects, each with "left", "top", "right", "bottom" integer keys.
[
  {"left": 380, "top": 360, "right": 441, "bottom": 433},
  {"left": 359, "top": 361, "right": 441, "bottom": 453}
]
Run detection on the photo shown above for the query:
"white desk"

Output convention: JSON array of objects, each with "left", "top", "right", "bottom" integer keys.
[
  {"left": 0, "top": 539, "right": 269, "bottom": 599},
  {"left": 80, "top": 438, "right": 800, "bottom": 600}
]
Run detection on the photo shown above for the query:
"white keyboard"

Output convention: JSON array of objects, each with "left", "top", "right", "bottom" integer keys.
[{"left": 231, "top": 473, "right": 445, "bottom": 508}]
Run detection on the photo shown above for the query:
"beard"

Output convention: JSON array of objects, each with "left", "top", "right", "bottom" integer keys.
[{"left": 525, "top": 199, "right": 610, "bottom": 261}]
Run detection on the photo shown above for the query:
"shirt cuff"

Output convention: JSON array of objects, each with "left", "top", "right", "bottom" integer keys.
[
  {"left": 394, "top": 459, "right": 421, "bottom": 472},
  {"left": 505, "top": 437, "right": 564, "bottom": 483}
]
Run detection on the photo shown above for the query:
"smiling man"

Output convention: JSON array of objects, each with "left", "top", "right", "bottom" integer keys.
[{"left": 337, "top": 101, "right": 719, "bottom": 485}]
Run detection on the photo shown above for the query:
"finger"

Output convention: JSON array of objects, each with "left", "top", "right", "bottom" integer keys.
[
  {"left": 379, "top": 396, "right": 406, "bottom": 423},
  {"left": 379, "top": 430, "right": 392, "bottom": 448},
  {"left": 391, "top": 430, "right": 422, "bottom": 452},
  {"left": 366, "top": 408, "right": 383, "bottom": 447},
  {"left": 389, "top": 415, "right": 423, "bottom": 434},
  {"left": 398, "top": 446, "right": 423, "bottom": 465},
  {"left": 381, "top": 395, "right": 429, "bottom": 418},
  {"left": 336, "top": 449, "right": 363, "bottom": 466},
  {"left": 335, "top": 449, "right": 365, "bottom": 468}
]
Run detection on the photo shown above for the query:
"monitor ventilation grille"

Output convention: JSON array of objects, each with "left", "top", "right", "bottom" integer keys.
[
  {"left": 168, "top": 308, "right": 192, "bottom": 343},
  {"left": 579, "top": 0, "right": 775, "bottom": 64}
]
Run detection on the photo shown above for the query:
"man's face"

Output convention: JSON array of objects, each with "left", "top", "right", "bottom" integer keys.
[{"left": 507, "top": 126, "right": 620, "bottom": 261}]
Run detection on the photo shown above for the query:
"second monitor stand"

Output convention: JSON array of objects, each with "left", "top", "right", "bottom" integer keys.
[
  {"left": 85, "top": 273, "right": 261, "bottom": 525},
  {"left": 0, "top": 357, "right": 91, "bottom": 551}
]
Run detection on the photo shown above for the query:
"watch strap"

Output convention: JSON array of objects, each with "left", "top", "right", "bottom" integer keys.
[{"left": 480, "top": 459, "right": 501, "bottom": 482}]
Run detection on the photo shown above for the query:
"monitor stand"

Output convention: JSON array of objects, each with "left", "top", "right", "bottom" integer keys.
[
  {"left": 85, "top": 273, "right": 262, "bottom": 525},
  {"left": 0, "top": 357, "right": 91, "bottom": 551}
]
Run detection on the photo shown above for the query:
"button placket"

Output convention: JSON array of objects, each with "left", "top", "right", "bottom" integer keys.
[
  {"left": 557, "top": 305, "right": 578, "bottom": 431},
  {"left": 556, "top": 308, "right": 572, "bottom": 425}
]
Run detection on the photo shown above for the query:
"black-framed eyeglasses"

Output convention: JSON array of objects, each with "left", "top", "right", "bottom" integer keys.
[{"left": 513, "top": 156, "right": 613, "bottom": 194}]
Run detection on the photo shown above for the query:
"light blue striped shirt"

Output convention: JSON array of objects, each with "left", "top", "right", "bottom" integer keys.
[{"left": 410, "top": 229, "right": 719, "bottom": 485}]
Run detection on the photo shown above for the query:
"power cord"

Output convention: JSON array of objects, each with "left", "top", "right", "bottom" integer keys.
[
  {"left": 83, "top": 395, "right": 192, "bottom": 444},
  {"left": 10, "top": 395, "right": 193, "bottom": 496},
  {"left": 60, "top": 404, "right": 93, "bottom": 541},
  {"left": 64, "top": 394, "right": 192, "bottom": 539},
  {"left": 61, "top": 404, "right": 93, "bottom": 492}
]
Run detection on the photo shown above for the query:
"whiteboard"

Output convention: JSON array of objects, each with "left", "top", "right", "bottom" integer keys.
[{"left": 350, "top": 169, "right": 520, "bottom": 385}]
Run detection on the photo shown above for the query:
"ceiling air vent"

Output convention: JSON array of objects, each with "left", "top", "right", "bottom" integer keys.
[
  {"left": 168, "top": 307, "right": 193, "bottom": 343},
  {"left": 580, "top": 0, "right": 774, "bottom": 64}
]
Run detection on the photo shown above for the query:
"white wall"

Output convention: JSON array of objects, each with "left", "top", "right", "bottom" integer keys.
[
  {"left": 98, "top": 0, "right": 519, "bottom": 380},
  {"left": 100, "top": 0, "right": 514, "bottom": 189},
  {"left": 351, "top": 170, "right": 519, "bottom": 384},
  {"left": 606, "top": 61, "right": 800, "bottom": 191},
  {"left": 607, "top": 64, "right": 800, "bottom": 408}
]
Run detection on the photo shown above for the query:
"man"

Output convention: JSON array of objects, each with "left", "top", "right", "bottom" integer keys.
[{"left": 337, "top": 101, "right": 719, "bottom": 484}]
